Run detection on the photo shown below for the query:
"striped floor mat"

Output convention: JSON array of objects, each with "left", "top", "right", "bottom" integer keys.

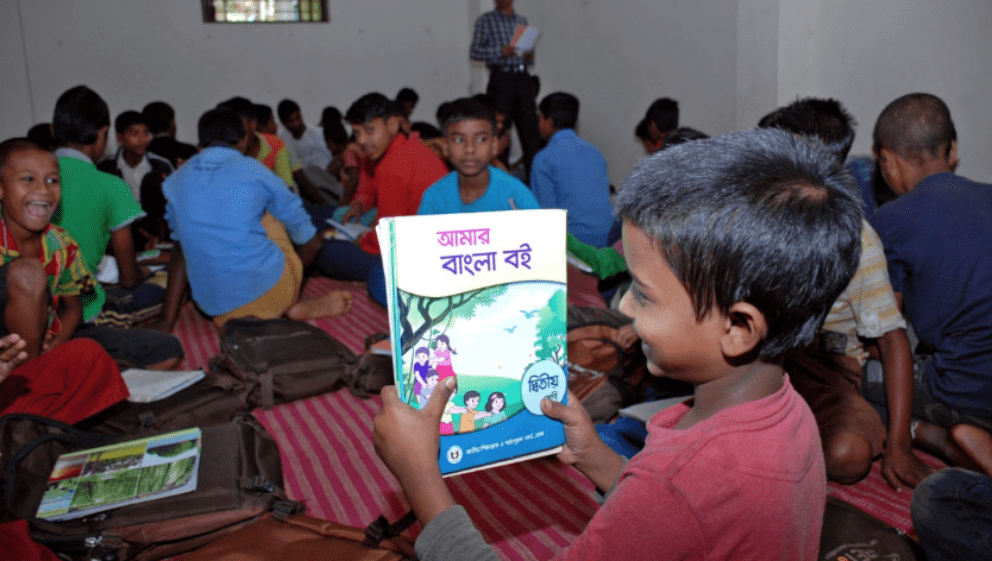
[{"left": 171, "top": 275, "right": 935, "bottom": 554}]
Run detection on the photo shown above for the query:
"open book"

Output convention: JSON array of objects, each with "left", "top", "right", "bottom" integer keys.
[
  {"left": 377, "top": 209, "right": 567, "bottom": 476},
  {"left": 325, "top": 218, "right": 372, "bottom": 241},
  {"left": 37, "top": 428, "right": 201, "bottom": 521}
]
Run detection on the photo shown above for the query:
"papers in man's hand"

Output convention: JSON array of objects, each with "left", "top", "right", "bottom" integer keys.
[
  {"left": 121, "top": 368, "right": 205, "bottom": 403},
  {"left": 326, "top": 218, "right": 372, "bottom": 241},
  {"left": 511, "top": 24, "right": 540, "bottom": 55}
]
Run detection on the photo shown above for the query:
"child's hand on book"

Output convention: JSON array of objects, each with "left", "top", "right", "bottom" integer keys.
[
  {"left": 374, "top": 377, "right": 458, "bottom": 527},
  {"left": 542, "top": 391, "right": 625, "bottom": 493}
]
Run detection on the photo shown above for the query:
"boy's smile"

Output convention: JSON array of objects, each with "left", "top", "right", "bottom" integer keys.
[
  {"left": 445, "top": 118, "right": 497, "bottom": 179},
  {"left": 0, "top": 148, "right": 61, "bottom": 241},
  {"left": 619, "top": 223, "right": 725, "bottom": 383},
  {"left": 353, "top": 117, "right": 399, "bottom": 162}
]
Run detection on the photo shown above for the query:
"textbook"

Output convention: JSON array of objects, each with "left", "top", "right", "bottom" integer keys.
[
  {"left": 377, "top": 209, "right": 568, "bottom": 476},
  {"left": 36, "top": 428, "right": 201, "bottom": 521}
]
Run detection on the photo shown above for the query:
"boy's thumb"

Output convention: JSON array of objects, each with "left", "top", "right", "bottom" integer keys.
[{"left": 425, "top": 377, "right": 456, "bottom": 419}]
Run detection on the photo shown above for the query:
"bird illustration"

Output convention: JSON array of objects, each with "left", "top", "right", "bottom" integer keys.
[
  {"left": 504, "top": 325, "right": 517, "bottom": 333},
  {"left": 520, "top": 309, "right": 539, "bottom": 319}
]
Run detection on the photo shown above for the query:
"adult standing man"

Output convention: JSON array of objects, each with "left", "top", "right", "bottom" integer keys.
[
  {"left": 471, "top": 0, "right": 540, "bottom": 175},
  {"left": 868, "top": 92, "right": 992, "bottom": 471}
]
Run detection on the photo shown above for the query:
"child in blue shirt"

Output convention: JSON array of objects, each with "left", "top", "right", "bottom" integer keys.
[{"left": 417, "top": 97, "right": 538, "bottom": 215}]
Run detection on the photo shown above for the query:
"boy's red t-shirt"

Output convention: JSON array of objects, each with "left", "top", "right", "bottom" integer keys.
[{"left": 353, "top": 133, "right": 447, "bottom": 255}]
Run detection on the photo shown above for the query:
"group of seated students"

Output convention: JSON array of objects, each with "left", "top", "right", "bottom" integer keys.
[{"left": 1, "top": 80, "right": 990, "bottom": 561}]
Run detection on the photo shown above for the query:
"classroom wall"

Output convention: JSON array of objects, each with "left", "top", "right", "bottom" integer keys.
[
  {"left": 777, "top": 0, "right": 992, "bottom": 181},
  {"left": 1, "top": 0, "right": 990, "bottom": 184},
  {"left": 0, "top": 0, "right": 473, "bottom": 151},
  {"left": 518, "top": 0, "right": 739, "bottom": 187}
]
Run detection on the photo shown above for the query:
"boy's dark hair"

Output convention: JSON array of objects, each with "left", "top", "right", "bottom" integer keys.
[
  {"left": 0, "top": 137, "right": 49, "bottom": 171},
  {"left": 114, "top": 110, "right": 147, "bottom": 135},
  {"left": 255, "top": 104, "right": 274, "bottom": 125},
  {"left": 322, "top": 119, "right": 350, "bottom": 147},
  {"left": 396, "top": 87, "right": 419, "bottom": 104},
  {"left": 172, "top": 142, "right": 199, "bottom": 164},
  {"left": 538, "top": 92, "right": 579, "bottom": 130},
  {"left": 217, "top": 97, "right": 257, "bottom": 123},
  {"left": 198, "top": 107, "right": 246, "bottom": 148},
  {"left": 661, "top": 127, "right": 709, "bottom": 149},
  {"left": 440, "top": 97, "right": 496, "bottom": 135},
  {"left": 415, "top": 346, "right": 429, "bottom": 356},
  {"left": 410, "top": 122, "right": 443, "bottom": 141},
  {"left": 142, "top": 101, "right": 175, "bottom": 135},
  {"left": 277, "top": 99, "right": 301, "bottom": 122},
  {"left": 344, "top": 93, "right": 400, "bottom": 125},
  {"left": 645, "top": 98, "right": 679, "bottom": 134},
  {"left": 321, "top": 106, "right": 342, "bottom": 127},
  {"left": 51, "top": 85, "right": 110, "bottom": 146},
  {"left": 758, "top": 97, "right": 856, "bottom": 164},
  {"left": 634, "top": 119, "right": 651, "bottom": 141},
  {"left": 615, "top": 128, "right": 861, "bottom": 361},
  {"left": 463, "top": 390, "right": 481, "bottom": 404},
  {"left": 435, "top": 101, "right": 455, "bottom": 128},
  {"left": 26, "top": 124, "right": 57, "bottom": 151},
  {"left": 872, "top": 93, "right": 956, "bottom": 161},
  {"left": 427, "top": 369, "right": 440, "bottom": 379}
]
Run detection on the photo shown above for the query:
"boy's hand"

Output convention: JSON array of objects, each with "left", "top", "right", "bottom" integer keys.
[
  {"left": 542, "top": 391, "right": 625, "bottom": 492},
  {"left": 0, "top": 333, "right": 29, "bottom": 383},
  {"left": 374, "top": 378, "right": 457, "bottom": 527},
  {"left": 340, "top": 201, "right": 365, "bottom": 223}
]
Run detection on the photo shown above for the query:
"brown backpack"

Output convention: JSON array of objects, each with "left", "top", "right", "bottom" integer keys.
[
  {"left": 1, "top": 412, "right": 298, "bottom": 561},
  {"left": 211, "top": 317, "right": 358, "bottom": 410}
]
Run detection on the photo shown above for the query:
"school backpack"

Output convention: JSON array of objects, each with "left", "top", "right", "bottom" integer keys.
[
  {"left": 210, "top": 317, "right": 358, "bottom": 410},
  {"left": 0, "top": 412, "right": 300, "bottom": 561},
  {"left": 77, "top": 370, "right": 253, "bottom": 437}
]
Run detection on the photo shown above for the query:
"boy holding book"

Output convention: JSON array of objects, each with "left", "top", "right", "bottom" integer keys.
[
  {"left": 417, "top": 97, "right": 538, "bottom": 214},
  {"left": 373, "top": 128, "right": 862, "bottom": 560}
]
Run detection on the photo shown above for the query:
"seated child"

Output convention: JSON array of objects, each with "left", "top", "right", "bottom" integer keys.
[
  {"left": 217, "top": 97, "right": 333, "bottom": 206},
  {"left": 159, "top": 107, "right": 352, "bottom": 329},
  {"left": 0, "top": 137, "right": 129, "bottom": 421},
  {"left": 277, "top": 99, "right": 339, "bottom": 200},
  {"left": 97, "top": 110, "right": 174, "bottom": 247},
  {"left": 531, "top": 92, "right": 615, "bottom": 247},
  {"left": 322, "top": 93, "right": 447, "bottom": 303},
  {"left": 322, "top": 114, "right": 362, "bottom": 205},
  {"left": 373, "top": 128, "right": 863, "bottom": 560},
  {"left": 418, "top": 97, "right": 539, "bottom": 214},
  {"left": 49, "top": 86, "right": 184, "bottom": 368}
]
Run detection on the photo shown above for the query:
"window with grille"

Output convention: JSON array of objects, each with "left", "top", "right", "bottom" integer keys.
[{"left": 203, "top": 0, "right": 329, "bottom": 23}]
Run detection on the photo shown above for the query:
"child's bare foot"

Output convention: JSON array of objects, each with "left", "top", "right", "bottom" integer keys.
[
  {"left": 950, "top": 424, "right": 992, "bottom": 476},
  {"left": 287, "top": 290, "right": 353, "bottom": 320},
  {"left": 914, "top": 421, "right": 980, "bottom": 471}
]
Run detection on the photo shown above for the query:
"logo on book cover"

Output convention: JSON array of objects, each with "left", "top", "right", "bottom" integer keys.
[{"left": 445, "top": 445, "right": 465, "bottom": 465}]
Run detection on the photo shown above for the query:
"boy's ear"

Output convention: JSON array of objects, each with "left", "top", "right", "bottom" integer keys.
[{"left": 720, "top": 302, "right": 767, "bottom": 359}]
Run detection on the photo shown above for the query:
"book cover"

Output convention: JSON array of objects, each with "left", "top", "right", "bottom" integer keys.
[
  {"left": 377, "top": 209, "right": 568, "bottom": 476},
  {"left": 36, "top": 428, "right": 201, "bottom": 521}
]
